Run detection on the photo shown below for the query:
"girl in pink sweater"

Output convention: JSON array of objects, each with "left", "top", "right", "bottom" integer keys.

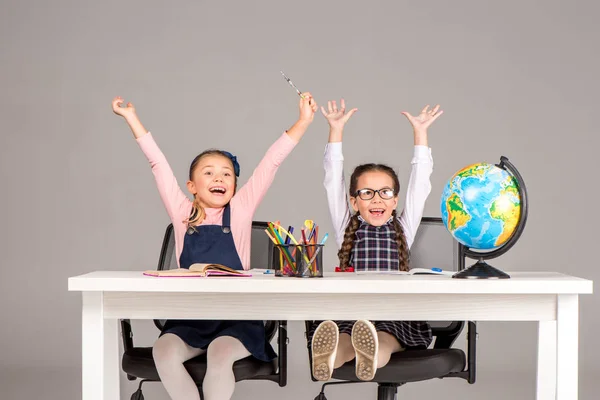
[{"left": 112, "top": 94, "right": 318, "bottom": 400}]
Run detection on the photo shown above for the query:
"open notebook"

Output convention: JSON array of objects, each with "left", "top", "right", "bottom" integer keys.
[{"left": 143, "top": 263, "right": 252, "bottom": 278}]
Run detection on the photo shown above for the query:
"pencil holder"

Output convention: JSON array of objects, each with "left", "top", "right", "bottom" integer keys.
[{"left": 273, "top": 244, "right": 324, "bottom": 278}]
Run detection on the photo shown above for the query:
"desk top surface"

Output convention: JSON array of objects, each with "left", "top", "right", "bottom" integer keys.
[{"left": 68, "top": 270, "right": 593, "bottom": 294}]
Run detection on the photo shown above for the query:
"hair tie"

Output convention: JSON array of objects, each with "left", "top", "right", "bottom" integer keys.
[{"left": 221, "top": 151, "right": 240, "bottom": 177}]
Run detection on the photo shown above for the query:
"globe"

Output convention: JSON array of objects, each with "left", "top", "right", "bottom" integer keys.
[
  {"left": 440, "top": 157, "right": 528, "bottom": 279},
  {"left": 441, "top": 163, "right": 520, "bottom": 250}
]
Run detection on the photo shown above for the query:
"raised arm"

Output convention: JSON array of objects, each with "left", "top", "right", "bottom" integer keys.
[
  {"left": 321, "top": 99, "right": 358, "bottom": 249},
  {"left": 398, "top": 104, "right": 443, "bottom": 247},
  {"left": 112, "top": 97, "right": 191, "bottom": 223},
  {"left": 232, "top": 92, "right": 318, "bottom": 213}
]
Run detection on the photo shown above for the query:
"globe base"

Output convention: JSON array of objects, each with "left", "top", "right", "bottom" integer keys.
[{"left": 452, "top": 260, "right": 510, "bottom": 279}]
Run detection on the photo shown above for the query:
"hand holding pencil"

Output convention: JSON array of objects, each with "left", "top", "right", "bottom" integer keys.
[
  {"left": 298, "top": 92, "right": 318, "bottom": 124},
  {"left": 280, "top": 71, "right": 318, "bottom": 126},
  {"left": 284, "top": 92, "right": 318, "bottom": 143}
]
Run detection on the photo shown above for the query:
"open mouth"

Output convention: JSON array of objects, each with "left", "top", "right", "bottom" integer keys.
[
  {"left": 209, "top": 186, "right": 227, "bottom": 196},
  {"left": 369, "top": 208, "right": 385, "bottom": 216}
]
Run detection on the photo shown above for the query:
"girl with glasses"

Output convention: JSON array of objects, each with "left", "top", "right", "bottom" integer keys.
[{"left": 308, "top": 99, "right": 443, "bottom": 382}]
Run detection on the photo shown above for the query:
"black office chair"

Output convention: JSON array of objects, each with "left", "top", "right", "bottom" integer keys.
[
  {"left": 120, "top": 221, "right": 288, "bottom": 400},
  {"left": 305, "top": 217, "right": 477, "bottom": 400}
]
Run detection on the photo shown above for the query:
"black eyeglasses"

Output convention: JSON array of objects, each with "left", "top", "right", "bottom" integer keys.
[{"left": 354, "top": 188, "right": 396, "bottom": 200}]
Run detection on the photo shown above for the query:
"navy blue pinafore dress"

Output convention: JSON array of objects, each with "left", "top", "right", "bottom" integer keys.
[{"left": 160, "top": 204, "right": 276, "bottom": 362}]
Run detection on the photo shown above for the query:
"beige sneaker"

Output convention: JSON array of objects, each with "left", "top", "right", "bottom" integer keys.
[
  {"left": 311, "top": 321, "right": 339, "bottom": 381},
  {"left": 351, "top": 320, "right": 379, "bottom": 381}
]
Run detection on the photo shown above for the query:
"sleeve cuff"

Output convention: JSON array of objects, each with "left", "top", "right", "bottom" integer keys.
[
  {"left": 324, "top": 142, "right": 344, "bottom": 161},
  {"left": 280, "top": 131, "right": 298, "bottom": 146},
  {"left": 411, "top": 145, "right": 432, "bottom": 163},
  {"left": 135, "top": 131, "right": 153, "bottom": 144}
]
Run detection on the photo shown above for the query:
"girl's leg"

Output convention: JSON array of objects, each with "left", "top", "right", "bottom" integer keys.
[
  {"left": 376, "top": 331, "right": 403, "bottom": 368},
  {"left": 334, "top": 333, "right": 355, "bottom": 368},
  {"left": 350, "top": 321, "right": 405, "bottom": 380},
  {"left": 203, "top": 336, "right": 251, "bottom": 400},
  {"left": 311, "top": 322, "right": 359, "bottom": 380},
  {"left": 153, "top": 333, "right": 205, "bottom": 400}
]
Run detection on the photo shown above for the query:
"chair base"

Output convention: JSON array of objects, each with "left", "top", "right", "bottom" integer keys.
[
  {"left": 377, "top": 383, "right": 400, "bottom": 400},
  {"left": 316, "top": 381, "right": 402, "bottom": 400},
  {"left": 315, "top": 381, "right": 357, "bottom": 400},
  {"left": 129, "top": 379, "right": 205, "bottom": 400},
  {"left": 131, "top": 379, "right": 149, "bottom": 400}
]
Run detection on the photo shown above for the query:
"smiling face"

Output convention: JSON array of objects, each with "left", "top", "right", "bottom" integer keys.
[
  {"left": 348, "top": 165, "right": 400, "bottom": 227},
  {"left": 186, "top": 153, "right": 237, "bottom": 208}
]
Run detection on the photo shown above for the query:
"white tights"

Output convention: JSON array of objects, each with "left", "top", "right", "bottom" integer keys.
[{"left": 153, "top": 333, "right": 251, "bottom": 400}]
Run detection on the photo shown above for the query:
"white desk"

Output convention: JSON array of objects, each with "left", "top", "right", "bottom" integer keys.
[{"left": 68, "top": 271, "right": 593, "bottom": 400}]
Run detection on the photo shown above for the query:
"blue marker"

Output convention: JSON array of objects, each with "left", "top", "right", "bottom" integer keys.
[
  {"left": 285, "top": 226, "right": 294, "bottom": 245},
  {"left": 432, "top": 268, "right": 442, "bottom": 272}
]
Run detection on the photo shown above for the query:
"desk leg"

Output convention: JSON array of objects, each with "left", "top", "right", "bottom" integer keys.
[
  {"left": 536, "top": 321, "right": 556, "bottom": 399},
  {"left": 82, "top": 292, "right": 120, "bottom": 400},
  {"left": 556, "top": 294, "right": 578, "bottom": 400}
]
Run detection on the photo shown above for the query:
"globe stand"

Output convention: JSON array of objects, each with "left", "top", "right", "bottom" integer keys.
[{"left": 452, "top": 259, "right": 510, "bottom": 279}]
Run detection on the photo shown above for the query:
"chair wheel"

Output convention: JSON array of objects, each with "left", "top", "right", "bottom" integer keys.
[{"left": 131, "top": 389, "right": 144, "bottom": 400}]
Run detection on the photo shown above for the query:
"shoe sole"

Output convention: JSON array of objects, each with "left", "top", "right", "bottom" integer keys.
[
  {"left": 352, "top": 320, "right": 378, "bottom": 381},
  {"left": 311, "top": 321, "right": 339, "bottom": 381}
]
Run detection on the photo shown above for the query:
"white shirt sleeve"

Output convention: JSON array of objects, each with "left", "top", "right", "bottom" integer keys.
[
  {"left": 323, "top": 142, "right": 351, "bottom": 250},
  {"left": 399, "top": 145, "right": 434, "bottom": 249},
  {"left": 323, "top": 143, "right": 433, "bottom": 251}
]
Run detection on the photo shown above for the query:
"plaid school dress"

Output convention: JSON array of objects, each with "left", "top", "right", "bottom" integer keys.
[{"left": 309, "top": 216, "right": 432, "bottom": 349}]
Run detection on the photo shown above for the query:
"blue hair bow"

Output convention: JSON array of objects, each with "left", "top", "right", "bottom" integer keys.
[{"left": 222, "top": 151, "right": 240, "bottom": 177}]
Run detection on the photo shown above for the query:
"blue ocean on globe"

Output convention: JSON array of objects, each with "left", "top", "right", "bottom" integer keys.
[{"left": 440, "top": 163, "right": 520, "bottom": 250}]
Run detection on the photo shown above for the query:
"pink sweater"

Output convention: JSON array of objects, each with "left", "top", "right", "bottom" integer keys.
[{"left": 136, "top": 132, "right": 297, "bottom": 270}]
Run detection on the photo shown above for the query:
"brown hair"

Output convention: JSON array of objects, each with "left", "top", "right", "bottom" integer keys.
[
  {"left": 337, "top": 164, "right": 409, "bottom": 271},
  {"left": 184, "top": 150, "right": 238, "bottom": 227}
]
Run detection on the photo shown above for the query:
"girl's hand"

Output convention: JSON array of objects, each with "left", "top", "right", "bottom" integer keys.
[
  {"left": 112, "top": 96, "right": 147, "bottom": 139},
  {"left": 298, "top": 92, "right": 318, "bottom": 124},
  {"left": 320, "top": 99, "right": 358, "bottom": 131},
  {"left": 112, "top": 96, "right": 138, "bottom": 120},
  {"left": 401, "top": 104, "right": 443, "bottom": 134}
]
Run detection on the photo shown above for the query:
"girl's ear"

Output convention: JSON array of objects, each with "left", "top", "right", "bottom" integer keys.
[
  {"left": 349, "top": 196, "right": 359, "bottom": 212},
  {"left": 186, "top": 180, "right": 196, "bottom": 195}
]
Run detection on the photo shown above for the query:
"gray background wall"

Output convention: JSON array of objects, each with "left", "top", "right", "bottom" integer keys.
[{"left": 1, "top": 0, "right": 598, "bottom": 399}]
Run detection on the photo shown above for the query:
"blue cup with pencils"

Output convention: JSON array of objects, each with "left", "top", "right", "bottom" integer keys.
[
  {"left": 264, "top": 221, "right": 327, "bottom": 278},
  {"left": 273, "top": 243, "right": 324, "bottom": 278}
]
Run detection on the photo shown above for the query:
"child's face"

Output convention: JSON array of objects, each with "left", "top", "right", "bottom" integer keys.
[
  {"left": 187, "top": 154, "right": 236, "bottom": 208},
  {"left": 350, "top": 171, "right": 398, "bottom": 227}
]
